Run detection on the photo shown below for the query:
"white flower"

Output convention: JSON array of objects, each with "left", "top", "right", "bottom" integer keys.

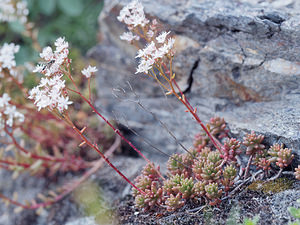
[
  {"left": 136, "top": 48, "right": 145, "bottom": 59},
  {"left": 4, "top": 105, "right": 24, "bottom": 126},
  {"left": 29, "top": 73, "right": 72, "bottom": 113},
  {"left": 144, "top": 42, "right": 157, "bottom": 55},
  {"left": 36, "top": 94, "right": 50, "bottom": 111},
  {"left": 0, "top": 93, "right": 24, "bottom": 129},
  {"left": 14, "top": 111, "right": 24, "bottom": 123},
  {"left": 157, "top": 37, "right": 175, "bottom": 56},
  {"left": 131, "top": 13, "right": 148, "bottom": 27},
  {"left": 34, "top": 37, "right": 69, "bottom": 77},
  {"left": 120, "top": 32, "right": 140, "bottom": 42},
  {"left": 81, "top": 65, "right": 98, "bottom": 78},
  {"left": 0, "top": 93, "right": 11, "bottom": 107},
  {"left": 0, "top": 43, "right": 19, "bottom": 74},
  {"left": 117, "top": 0, "right": 149, "bottom": 27},
  {"left": 156, "top": 31, "right": 170, "bottom": 43},
  {"left": 48, "top": 75, "right": 64, "bottom": 86},
  {"left": 135, "top": 41, "right": 157, "bottom": 59},
  {"left": 153, "top": 49, "right": 165, "bottom": 59},
  {"left": 31, "top": 37, "right": 72, "bottom": 113},
  {"left": 57, "top": 96, "right": 72, "bottom": 112},
  {"left": 135, "top": 58, "right": 154, "bottom": 74},
  {"left": 117, "top": 6, "right": 130, "bottom": 22},
  {"left": 33, "top": 64, "right": 44, "bottom": 73},
  {"left": 0, "top": 0, "right": 28, "bottom": 24},
  {"left": 40, "top": 47, "right": 54, "bottom": 61},
  {"left": 47, "top": 61, "right": 60, "bottom": 76},
  {"left": 28, "top": 87, "right": 39, "bottom": 99},
  {"left": 167, "top": 37, "right": 175, "bottom": 50},
  {"left": 39, "top": 77, "right": 50, "bottom": 87},
  {"left": 54, "top": 37, "right": 69, "bottom": 53}
]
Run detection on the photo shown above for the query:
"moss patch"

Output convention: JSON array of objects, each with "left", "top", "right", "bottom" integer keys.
[
  {"left": 247, "top": 178, "right": 294, "bottom": 194},
  {"left": 73, "top": 181, "right": 118, "bottom": 224}
]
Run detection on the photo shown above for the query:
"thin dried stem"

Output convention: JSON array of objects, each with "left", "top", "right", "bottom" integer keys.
[
  {"left": 64, "top": 114, "right": 145, "bottom": 195},
  {"left": 244, "top": 155, "right": 253, "bottom": 179},
  {"left": 267, "top": 168, "right": 283, "bottom": 181},
  {"left": 66, "top": 87, "right": 165, "bottom": 181}
]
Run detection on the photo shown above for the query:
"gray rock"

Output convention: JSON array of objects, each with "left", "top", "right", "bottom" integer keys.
[
  {"left": 270, "top": 189, "right": 300, "bottom": 223},
  {"left": 91, "top": 0, "right": 300, "bottom": 166},
  {"left": 64, "top": 217, "right": 97, "bottom": 225}
]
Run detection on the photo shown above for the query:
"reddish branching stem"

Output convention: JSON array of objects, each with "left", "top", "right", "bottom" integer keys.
[
  {"left": 66, "top": 87, "right": 165, "bottom": 181},
  {"left": 0, "top": 159, "right": 30, "bottom": 169},
  {"left": 159, "top": 61, "right": 222, "bottom": 152},
  {"left": 4, "top": 126, "right": 65, "bottom": 163},
  {"left": 68, "top": 118, "right": 145, "bottom": 195},
  {"left": 0, "top": 136, "right": 122, "bottom": 210}
]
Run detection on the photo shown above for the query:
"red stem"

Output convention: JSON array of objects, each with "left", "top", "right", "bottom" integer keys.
[
  {"left": 173, "top": 79, "right": 222, "bottom": 152},
  {"left": 0, "top": 159, "right": 30, "bottom": 168},
  {"left": 4, "top": 126, "right": 65, "bottom": 162},
  {"left": 160, "top": 62, "right": 222, "bottom": 152},
  {"left": 0, "top": 136, "right": 122, "bottom": 209},
  {"left": 67, "top": 88, "right": 164, "bottom": 178},
  {"left": 88, "top": 78, "right": 92, "bottom": 102},
  {"left": 71, "top": 124, "right": 145, "bottom": 195}
]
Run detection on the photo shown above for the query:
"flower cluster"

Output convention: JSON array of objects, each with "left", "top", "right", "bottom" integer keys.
[
  {"left": 28, "top": 75, "right": 72, "bottom": 112},
  {"left": 135, "top": 36, "right": 175, "bottom": 74},
  {"left": 0, "top": 0, "right": 28, "bottom": 23},
  {"left": 118, "top": 0, "right": 175, "bottom": 74},
  {"left": 29, "top": 37, "right": 73, "bottom": 113},
  {"left": 117, "top": 0, "right": 149, "bottom": 28},
  {"left": 0, "top": 93, "right": 24, "bottom": 135},
  {"left": 33, "top": 37, "right": 69, "bottom": 76},
  {"left": 0, "top": 43, "right": 20, "bottom": 76}
]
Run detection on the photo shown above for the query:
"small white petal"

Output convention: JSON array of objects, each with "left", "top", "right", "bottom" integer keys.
[{"left": 81, "top": 65, "right": 98, "bottom": 78}]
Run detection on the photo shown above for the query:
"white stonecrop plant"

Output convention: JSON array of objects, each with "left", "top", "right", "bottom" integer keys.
[
  {"left": 118, "top": 0, "right": 175, "bottom": 75},
  {"left": 0, "top": 93, "right": 24, "bottom": 135},
  {"left": 29, "top": 37, "right": 72, "bottom": 113}
]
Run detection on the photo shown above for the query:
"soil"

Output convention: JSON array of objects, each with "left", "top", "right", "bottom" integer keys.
[{"left": 117, "top": 177, "right": 300, "bottom": 225}]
